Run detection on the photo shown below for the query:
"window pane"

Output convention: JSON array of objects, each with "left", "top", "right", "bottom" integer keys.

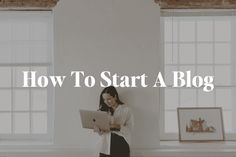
[
  {"left": 165, "top": 88, "right": 179, "bottom": 110},
  {"left": 12, "top": 22, "right": 30, "bottom": 40},
  {"left": 0, "top": 43, "right": 11, "bottom": 63},
  {"left": 215, "top": 43, "right": 231, "bottom": 64},
  {"left": 197, "top": 20, "right": 213, "bottom": 41},
  {"left": 197, "top": 43, "right": 213, "bottom": 64},
  {"left": 223, "top": 111, "right": 233, "bottom": 133},
  {"left": 165, "top": 111, "right": 178, "bottom": 133},
  {"left": 32, "top": 90, "right": 47, "bottom": 111},
  {"left": 164, "top": 20, "right": 178, "bottom": 42},
  {"left": 180, "top": 89, "right": 196, "bottom": 107},
  {"left": 12, "top": 43, "right": 30, "bottom": 63},
  {"left": 14, "top": 113, "right": 30, "bottom": 134},
  {"left": 165, "top": 43, "right": 178, "bottom": 64},
  {"left": 215, "top": 20, "right": 231, "bottom": 42},
  {"left": 179, "top": 66, "right": 195, "bottom": 74},
  {"left": 179, "top": 44, "right": 195, "bottom": 64},
  {"left": 177, "top": 66, "right": 195, "bottom": 87},
  {"left": 0, "top": 67, "right": 11, "bottom": 87},
  {"left": 32, "top": 112, "right": 47, "bottom": 134},
  {"left": 31, "top": 66, "right": 48, "bottom": 77},
  {"left": 165, "top": 66, "right": 178, "bottom": 86},
  {"left": 0, "top": 22, "right": 11, "bottom": 41},
  {"left": 30, "top": 21, "right": 48, "bottom": 40},
  {"left": 216, "top": 88, "right": 235, "bottom": 110},
  {"left": 198, "top": 89, "right": 214, "bottom": 107},
  {"left": 197, "top": 66, "right": 213, "bottom": 76},
  {"left": 14, "top": 90, "right": 30, "bottom": 111},
  {"left": 215, "top": 65, "right": 232, "bottom": 86},
  {"left": 31, "top": 43, "right": 49, "bottom": 63},
  {"left": 13, "top": 67, "right": 30, "bottom": 87},
  {"left": 179, "top": 21, "right": 195, "bottom": 42},
  {"left": 0, "top": 90, "right": 11, "bottom": 111},
  {"left": 0, "top": 113, "right": 11, "bottom": 134}
]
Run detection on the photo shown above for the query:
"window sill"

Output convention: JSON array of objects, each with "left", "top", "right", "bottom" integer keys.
[
  {"left": 132, "top": 142, "right": 236, "bottom": 157},
  {"left": 160, "top": 141, "right": 236, "bottom": 149},
  {"left": 0, "top": 140, "right": 54, "bottom": 152}
]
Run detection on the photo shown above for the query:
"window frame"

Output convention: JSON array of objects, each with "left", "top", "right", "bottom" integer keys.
[
  {"left": 0, "top": 11, "right": 54, "bottom": 141},
  {"left": 160, "top": 10, "right": 236, "bottom": 141}
]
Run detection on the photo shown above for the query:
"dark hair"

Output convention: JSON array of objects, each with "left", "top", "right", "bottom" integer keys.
[{"left": 99, "top": 86, "right": 124, "bottom": 113}]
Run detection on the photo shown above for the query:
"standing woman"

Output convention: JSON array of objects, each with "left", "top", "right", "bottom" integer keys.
[{"left": 94, "top": 86, "right": 134, "bottom": 157}]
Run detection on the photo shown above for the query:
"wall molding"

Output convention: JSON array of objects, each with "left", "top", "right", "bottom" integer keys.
[{"left": 155, "top": 0, "right": 236, "bottom": 9}]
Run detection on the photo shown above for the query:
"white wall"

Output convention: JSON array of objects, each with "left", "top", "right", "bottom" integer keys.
[{"left": 53, "top": 0, "right": 160, "bottom": 151}]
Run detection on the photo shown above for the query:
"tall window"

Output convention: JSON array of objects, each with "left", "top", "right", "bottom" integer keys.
[
  {"left": 160, "top": 12, "right": 236, "bottom": 140},
  {"left": 0, "top": 12, "right": 53, "bottom": 140}
]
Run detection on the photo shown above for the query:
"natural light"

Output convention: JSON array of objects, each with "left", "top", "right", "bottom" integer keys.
[{"left": 161, "top": 14, "right": 236, "bottom": 140}]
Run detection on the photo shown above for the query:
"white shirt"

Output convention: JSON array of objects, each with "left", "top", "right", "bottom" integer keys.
[{"left": 98, "top": 105, "right": 134, "bottom": 155}]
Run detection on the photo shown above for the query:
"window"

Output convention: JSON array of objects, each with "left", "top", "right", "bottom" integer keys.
[
  {"left": 0, "top": 12, "right": 54, "bottom": 141},
  {"left": 160, "top": 12, "right": 236, "bottom": 140}
]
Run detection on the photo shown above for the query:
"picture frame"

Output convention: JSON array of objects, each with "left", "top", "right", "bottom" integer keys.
[{"left": 177, "top": 107, "right": 225, "bottom": 142}]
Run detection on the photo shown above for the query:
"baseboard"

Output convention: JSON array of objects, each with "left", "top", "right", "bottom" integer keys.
[{"left": 0, "top": 147, "right": 235, "bottom": 157}]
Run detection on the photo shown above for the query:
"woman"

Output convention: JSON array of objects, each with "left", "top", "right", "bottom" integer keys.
[{"left": 94, "top": 86, "right": 133, "bottom": 157}]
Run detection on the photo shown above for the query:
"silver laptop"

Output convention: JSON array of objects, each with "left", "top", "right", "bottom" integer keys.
[{"left": 79, "top": 109, "right": 110, "bottom": 130}]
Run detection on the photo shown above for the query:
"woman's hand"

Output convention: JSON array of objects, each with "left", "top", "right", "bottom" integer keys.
[
  {"left": 93, "top": 125, "right": 110, "bottom": 135},
  {"left": 93, "top": 125, "right": 100, "bottom": 132},
  {"left": 110, "top": 123, "right": 121, "bottom": 130}
]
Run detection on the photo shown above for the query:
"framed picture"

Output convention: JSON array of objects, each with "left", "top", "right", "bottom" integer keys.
[{"left": 177, "top": 107, "right": 225, "bottom": 142}]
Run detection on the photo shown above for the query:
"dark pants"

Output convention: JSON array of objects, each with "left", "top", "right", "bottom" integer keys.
[{"left": 99, "top": 133, "right": 130, "bottom": 157}]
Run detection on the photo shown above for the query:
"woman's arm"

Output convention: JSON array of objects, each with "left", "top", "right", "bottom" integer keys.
[
  {"left": 109, "top": 107, "right": 134, "bottom": 133},
  {"left": 119, "top": 108, "right": 134, "bottom": 135}
]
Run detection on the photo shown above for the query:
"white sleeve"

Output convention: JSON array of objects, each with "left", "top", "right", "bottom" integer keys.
[{"left": 120, "top": 108, "right": 134, "bottom": 135}]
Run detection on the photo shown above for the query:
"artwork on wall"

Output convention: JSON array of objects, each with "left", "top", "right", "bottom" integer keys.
[{"left": 177, "top": 107, "right": 225, "bottom": 142}]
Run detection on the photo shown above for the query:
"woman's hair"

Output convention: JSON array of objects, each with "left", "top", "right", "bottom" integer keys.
[{"left": 99, "top": 86, "right": 124, "bottom": 113}]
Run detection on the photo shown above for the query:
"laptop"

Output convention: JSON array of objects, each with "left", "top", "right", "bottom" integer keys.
[{"left": 79, "top": 109, "right": 110, "bottom": 130}]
